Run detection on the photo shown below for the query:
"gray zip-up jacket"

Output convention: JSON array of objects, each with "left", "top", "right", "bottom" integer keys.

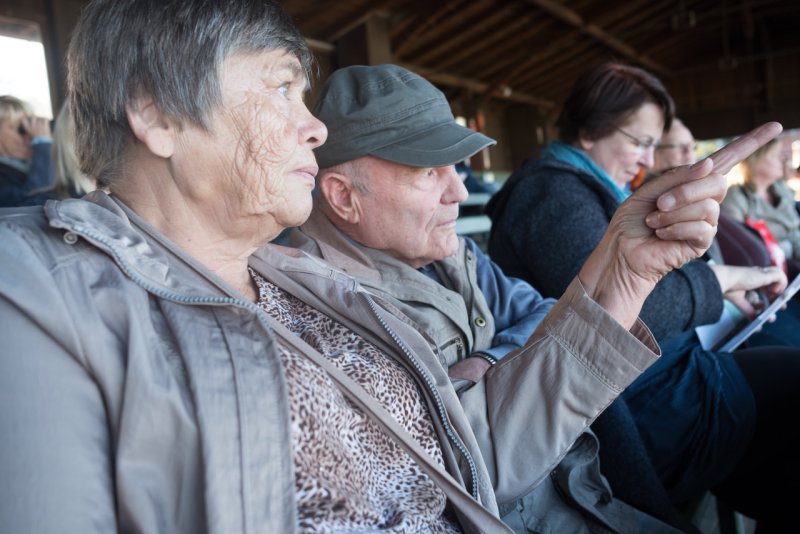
[{"left": 0, "top": 193, "right": 659, "bottom": 532}]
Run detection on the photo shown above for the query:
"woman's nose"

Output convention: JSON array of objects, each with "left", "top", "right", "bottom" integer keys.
[
  {"left": 300, "top": 105, "right": 327, "bottom": 149},
  {"left": 640, "top": 146, "right": 655, "bottom": 169}
]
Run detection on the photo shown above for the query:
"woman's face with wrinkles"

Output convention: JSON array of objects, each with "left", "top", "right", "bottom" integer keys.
[{"left": 174, "top": 49, "right": 327, "bottom": 239}]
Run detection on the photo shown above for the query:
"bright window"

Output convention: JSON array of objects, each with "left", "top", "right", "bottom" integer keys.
[{"left": 0, "top": 22, "right": 52, "bottom": 118}]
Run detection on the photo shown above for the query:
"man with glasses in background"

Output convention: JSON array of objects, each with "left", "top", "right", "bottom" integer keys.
[{"left": 654, "top": 118, "right": 697, "bottom": 172}]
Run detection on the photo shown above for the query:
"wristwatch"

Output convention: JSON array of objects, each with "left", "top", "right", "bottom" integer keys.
[{"left": 472, "top": 352, "right": 498, "bottom": 366}]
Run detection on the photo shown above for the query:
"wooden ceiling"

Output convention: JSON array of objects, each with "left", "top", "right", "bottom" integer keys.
[{"left": 283, "top": 0, "right": 800, "bottom": 139}]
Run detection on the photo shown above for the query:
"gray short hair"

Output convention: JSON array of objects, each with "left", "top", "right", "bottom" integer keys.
[
  {"left": 320, "top": 159, "right": 372, "bottom": 195},
  {"left": 67, "top": 0, "right": 312, "bottom": 187}
]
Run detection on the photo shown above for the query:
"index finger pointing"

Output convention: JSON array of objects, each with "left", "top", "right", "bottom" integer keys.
[{"left": 704, "top": 121, "right": 783, "bottom": 175}]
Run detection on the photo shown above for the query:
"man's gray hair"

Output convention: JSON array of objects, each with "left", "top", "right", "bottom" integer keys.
[
  {"left": 67, "top": 0, "right": 312, "bottom": 187},
  {"left": 319, "top": 159, "right": 371, "bottom": 196}
]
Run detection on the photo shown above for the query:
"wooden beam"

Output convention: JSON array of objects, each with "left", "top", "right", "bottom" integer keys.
[
  {"left": 478, "top": 28, "right": 582, "bottom": 106},
  {"left": 336, "top": 13, "right": 392, "bottom": 66},
  {"left": 392, "top": 0, "right": 468, "bottom": 57},
  {"left": 399, "top": 62, "right": 555, "bottom": 109},
  {"left": 667, "top": 45, "right": 800, "bottom": 77},
  {"left": 522, "top": 0, "right": 670, "bottom": 75},
  {"left": 393, "top": 0, "right": 493, "bottom": 59},
  {"left": 306, "top": 37, "right": 334, "bottom": 53},
  {"left": 301, "top": 29, "right": 552, "bottom": 110},
  {"left": 464, "top": 19, "right": 566, "bottom": 86},
  {"left": 411, "top": 2, "right": 522, "bottom": 66},
  {"left": 435, "top": 12, "right": 544, "bottom": 72},
  {"left": 326, "top": 8, "right": 389, "bottom": 43}
]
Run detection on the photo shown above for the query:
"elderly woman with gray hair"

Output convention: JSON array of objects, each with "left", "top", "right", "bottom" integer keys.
[{"left": 0, "top": 0, "right": 778, "bottom": 532}]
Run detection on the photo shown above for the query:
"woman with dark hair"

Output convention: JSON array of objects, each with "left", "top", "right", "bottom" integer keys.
[{"left": 487, "top": 62, "right": 799, "bottom": 530}]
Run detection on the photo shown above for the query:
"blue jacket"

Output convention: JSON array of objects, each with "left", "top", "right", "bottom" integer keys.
[
  {"left": 419, "top": 237, "right": 552, "bottom": 362},
  {"left": 0, "top": 139, "right": 57, "bottom": 207}
]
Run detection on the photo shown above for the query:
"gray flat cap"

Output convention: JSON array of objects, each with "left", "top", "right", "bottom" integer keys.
[{"left": 312, "top": 64, "right": 496, "bottom": 169}]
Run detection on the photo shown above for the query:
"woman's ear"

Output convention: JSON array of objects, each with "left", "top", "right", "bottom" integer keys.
[
  {"left": 125, "top": 95, "right": 175, "bottom": 158},
  {"left": 577, "top": 131, "right": 595, "bottom": 151},
  {"left": 319, "top": 171, "right": 360, "bottom": 225}
]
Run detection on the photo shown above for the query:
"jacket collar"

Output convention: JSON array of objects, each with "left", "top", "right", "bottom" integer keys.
[
  {"left": 293, "top": 206, "right": 463, "bottom": 288},
  {"left": 290, "top": 207, "right": 382, "bottom": 281},
  {"left": 291, "top": 207, "right": 472, "bottom": 322},
  {"left": 44, "top": 191, "right": 239, "bottom": 298}
]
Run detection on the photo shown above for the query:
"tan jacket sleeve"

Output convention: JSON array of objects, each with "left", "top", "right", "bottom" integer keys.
[{"left": 459, "top": 277, "right": 660, "bottom": 503}]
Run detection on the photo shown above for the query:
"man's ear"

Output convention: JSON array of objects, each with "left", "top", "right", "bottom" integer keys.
[
  {"left": 125, "top": 95, "right": 175, "bottom": 158},
  {"left": 320, "top": 171, "right": 360, "bottom": 224}
]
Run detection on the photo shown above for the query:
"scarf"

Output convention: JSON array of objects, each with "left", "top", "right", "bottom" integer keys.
[{"left": 541, "top": 141, "right": 629, "bottom": 203}]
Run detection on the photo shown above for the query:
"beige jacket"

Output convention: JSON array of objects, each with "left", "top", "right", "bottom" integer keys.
[
  {"left": 0, "top": 193, "right": 659, "bottom": 533},
  {"left": 286, "top": 209, "right": 661, "bottom": 502}
]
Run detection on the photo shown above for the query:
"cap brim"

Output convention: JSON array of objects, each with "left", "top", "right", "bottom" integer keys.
[{"left": 370, "top": 122, "right": 496, "bottom": 167}]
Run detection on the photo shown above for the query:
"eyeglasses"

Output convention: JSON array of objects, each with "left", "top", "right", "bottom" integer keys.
[
  {"left": 656, "top": 142, "right": 696, "bottom": 154},
  {"left": 614, "top": 126, "right": 656, "bottom": 151}
]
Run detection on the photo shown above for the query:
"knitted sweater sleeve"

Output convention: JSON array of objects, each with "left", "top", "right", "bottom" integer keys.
[{"left": 489, "top": 163, "right": 722, "bottom": 341}]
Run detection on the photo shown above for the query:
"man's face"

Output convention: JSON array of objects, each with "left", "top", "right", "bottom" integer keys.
[
  {"left": 654, "top": 121, "right": 696, "bottom": 172},
  {"left": 351, "top": 156, "right": 469, "bottom": 268}
]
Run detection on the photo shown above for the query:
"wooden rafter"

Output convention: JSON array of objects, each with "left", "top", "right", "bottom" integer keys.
[
  {"left": 400, "top": 62, "right": 555, "bottom": 109},
  {"left": 522, "top": 0, "right": 670, "bottom": 75},
  {"left": 393, "top": 0, "right": 493, "bottom": 58},
  {"left": 433, "top": 11, "right": 546, "bottom": 72},
  {"left": 410, "top": 2, "right": 523, "bottom": 66},
  {"left": 478, "top": 27, "right": 583, "bottom": 105},
  {"left": 391, "top": 0, "right": 469, "bottom": 57}
]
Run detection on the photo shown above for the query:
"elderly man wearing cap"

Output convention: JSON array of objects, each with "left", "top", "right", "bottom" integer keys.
[{"left": 289, "top": 64, "right": 736, "bottom": 532}]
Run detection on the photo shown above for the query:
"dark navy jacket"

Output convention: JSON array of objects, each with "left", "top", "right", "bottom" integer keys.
[{"left": 0, "top": 139, "right": 57, "bottom": 208}]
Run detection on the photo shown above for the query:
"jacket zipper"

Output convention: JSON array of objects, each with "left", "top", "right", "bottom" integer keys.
[
  {"left": 68, "top": 227, "right": 265, "bottom": 312},
  {"left": 439, "top": 336, "right": 465, "bottom": 361},
  {"left": 361, "top": 292, "right": 480, "bottom": 501},
  {"left": 76, "top": 225, "right": 480, "bottom": 501}
]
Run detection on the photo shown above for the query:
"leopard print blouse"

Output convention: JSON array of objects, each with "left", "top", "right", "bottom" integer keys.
[{"left": 251, "top": 270, "right": 461, "bottom": 533}]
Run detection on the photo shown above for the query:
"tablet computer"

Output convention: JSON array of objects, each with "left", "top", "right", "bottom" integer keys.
[{"left": 713, "top": 272, "right": 800, "bottom": 352}]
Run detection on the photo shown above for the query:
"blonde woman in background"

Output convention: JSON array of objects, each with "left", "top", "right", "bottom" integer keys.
[
  {"left": 0, "top": 95, "right": 56, "bottom": 206},
  {"left": 721, "top": 138, "right": 800, "bottom": 269},
  {"left": 51, "top": 102, "right": 96, "bottom": 198}
]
